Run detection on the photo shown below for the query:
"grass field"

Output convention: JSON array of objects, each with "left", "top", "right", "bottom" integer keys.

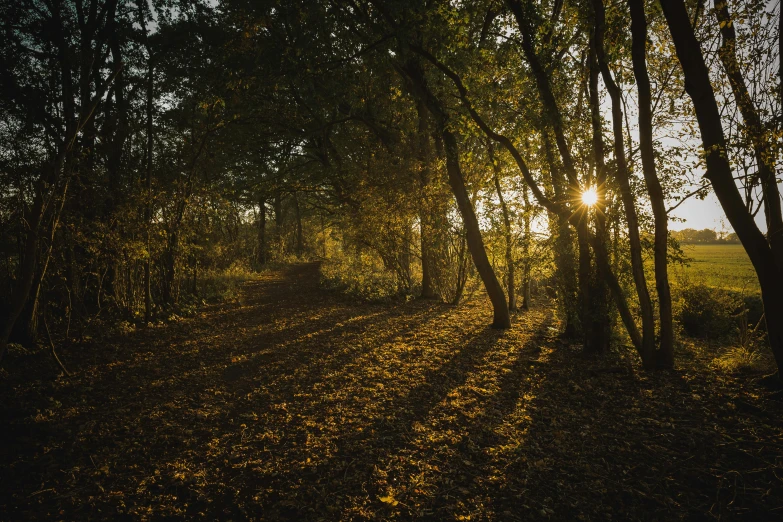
[{"left": 669, "top": 244, "right": 759, "bottom": 294}]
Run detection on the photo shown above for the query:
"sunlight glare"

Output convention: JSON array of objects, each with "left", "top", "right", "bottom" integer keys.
[{"left": 581, "top": 187, "right": 598, "bottom": 207}]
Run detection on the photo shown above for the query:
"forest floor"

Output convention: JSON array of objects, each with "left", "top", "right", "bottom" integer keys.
[{"left": 2, "top": 263, "right": 783, "bottom": 521}]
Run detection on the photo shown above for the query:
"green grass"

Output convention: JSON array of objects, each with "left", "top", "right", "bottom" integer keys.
[{"left": 669, "top": 244, "right": 759, "bottom": 294}]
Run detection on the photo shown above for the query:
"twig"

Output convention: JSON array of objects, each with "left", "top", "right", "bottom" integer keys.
[{"left": 44, "top": 316, "right": 71, "bottom": 377}]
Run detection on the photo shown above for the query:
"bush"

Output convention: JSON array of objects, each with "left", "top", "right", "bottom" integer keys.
[
  {"left": 320, "top": 252, "right": 416, "bottom": 302},
  {"left": 674, "top": 282, "right": 743, "bottom": 339}
]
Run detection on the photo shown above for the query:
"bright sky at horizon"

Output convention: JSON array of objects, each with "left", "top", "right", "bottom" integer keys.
[
  {"left": 668, "top": 185, "right": 778, "bottom": 233},
  {"left": 668, "top": 191, "right": 730, "bottom": 232}
]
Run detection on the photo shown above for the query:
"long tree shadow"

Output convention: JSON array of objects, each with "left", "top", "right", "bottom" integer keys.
[
  {"left": 235, "top": 326, "right": 502, "bottom": 519},
  {"left": 216, "top": 306, "right": 550, "bottom": 520},
  {"left": 10, "top": 264, "right": 776, "bottom": 521}
]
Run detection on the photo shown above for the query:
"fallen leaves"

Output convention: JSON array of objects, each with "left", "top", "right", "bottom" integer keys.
[
  {"left": 1, "top": 264, "right": 782, "bottom": 520},
  {"left": 378, "top": 494, "right": 399, "bottom": 506}
]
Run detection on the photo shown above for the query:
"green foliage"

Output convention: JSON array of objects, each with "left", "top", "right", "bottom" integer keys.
[
  {"left": 320, "top": 252, "right": 415, "bottom": 302},
  {"left": 672, "top": 277, "right": 763, "bottom": 345},
  {"left": 674, "top": 282, "right": 742, "bottom": 338}
]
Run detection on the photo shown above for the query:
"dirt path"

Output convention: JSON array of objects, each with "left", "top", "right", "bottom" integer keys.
[{"left": 2, "top": 263, "right": 782, "bottom": 520}]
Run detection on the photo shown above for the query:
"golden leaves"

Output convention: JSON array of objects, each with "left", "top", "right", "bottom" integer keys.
[{"left": 378, "top": 494, "right": 399, "bottom": 506}]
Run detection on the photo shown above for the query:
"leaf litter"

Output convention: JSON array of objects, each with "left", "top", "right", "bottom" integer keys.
[{"left": 1, "top": 263, "right": 782, "bottom": 520}]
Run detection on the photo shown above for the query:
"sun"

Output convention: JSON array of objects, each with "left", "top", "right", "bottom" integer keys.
[{"left": 581, "top": 187, "right": 598, "bottom": 207}]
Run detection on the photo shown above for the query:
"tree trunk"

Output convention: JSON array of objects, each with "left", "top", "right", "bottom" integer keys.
[
  {"left": 489, "top": 142, "right": 517, "bottom": 312},
  {"left": 541, "top": 133, "right": 580, "bottom": 336},
  {"left": 587, "top": 35, "right": 611, "bottom": 353},
  {"left": 0, "top": 189, "right": 45, "bottom": 363},
  {"left": 713, "top": 1, "right": 783, "bottom": 267},
  {"left": 403, "top": 60, "right": 511, "bottom": 328},
  {"left": 442, "top": 130, "right": 511, "bottom": 327},
  {"left": 577, "top": 218, "right": 592, "bottom": 348},
  {"left": 400, "top": 221, "right": 413, "bottom": 290},
  {"left": 416, "top": 100, "right": 437, "bottom": 299},
  {"left": 593, "top": 0, "right": 655, "bottom": 366},
  {"left": 274, "top": 190, "right": 283, "bottom": 257},
  {"left": 294, "top": 192, "right": 304, "bottom": 256},
  {"left": 144, "top": 58, "right": 153, "bottom": 324},
  {"left": 162, "top": 229, "right": 178, "bottom": 305},
  {"left": 628, "top": 0, "right": 674, "bottom": 367},
  {"left": 257, "top": 197, "right": 267, "bottom": 266},
  {"left": 521, "top": 185, "right": 532, "bottom": 309},
  {"left": 661, "top": 0, "right": 783, "bottom": 375}
]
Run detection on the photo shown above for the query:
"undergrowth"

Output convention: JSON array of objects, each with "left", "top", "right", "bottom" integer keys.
[{"left": 320, "top": 253, "right": 419, "bottom": 302}]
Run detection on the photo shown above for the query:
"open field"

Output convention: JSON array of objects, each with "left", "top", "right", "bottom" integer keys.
[{"left": 669, "top": 244, "right": 759, "bottom": 294}]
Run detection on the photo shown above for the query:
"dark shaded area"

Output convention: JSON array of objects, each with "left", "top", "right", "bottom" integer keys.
[{"left": 2, "top": 264, "right": 782, "bottom": 520}]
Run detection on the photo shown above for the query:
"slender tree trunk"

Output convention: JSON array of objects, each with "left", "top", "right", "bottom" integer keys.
[
  {"left": 257, "top": 197, "right": 267, "bottom": 266},
  {"left": 144, "top": 59, "right": 153, "bottom": 324},
  {"left": 294, "top": 192, "right": 304, "bottom": 256},
  {"left": 522, "top": 185, "right": 532, "bottom": 309},
  {"left": 274, "top": 190, "right": 283, "bottom": 257},
  {"left": 11, "top": 183, "right": 67, "bottom": 347},
  {"left": 661, "top": 0, "right": 783, "bottom": 376},
  {"left": 577, "top": 219, "right": 592, "bottom": 348},
  {"left": 544, "top": 137, "right": 580, "bottom": 336},
  {"left": 403, "top": 60, "right": 511, "bottom": 328},
  {"left": 489, "top": 142, "right": 517, "bottom": 312},
  {"left": 628, "top": 0, "right": 674, "bottom": 367},
  {"left": 587, "top": 35, "right": 611, "bottom": 353},
  {"left": 507, "top": 0, "right": 600, "bottom": 341},
  {"left": 442, "top": 130, "right": 511, "bottom": 327},
  {"left": 162, "top": 229, "right": 178, "bottom": 305},
  {"left": 416, "top": 100, "right": 437, "bottom": 298},
  {"left": 0, "top": 188, "right": 45, "bottom": 363},
  {"left": 400, "top": 221, "right": 412, "bottom": 289},
  {"left": 593, "top": 0, "right": 655, "bottom": 366}
]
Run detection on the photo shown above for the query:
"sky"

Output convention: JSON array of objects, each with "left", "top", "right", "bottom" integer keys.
[
  {"left": 667, "top": 182, "right": 778, "bottom": 233},
  {"left": 668, "top": 191, "right": 729, "bottom": 232}
]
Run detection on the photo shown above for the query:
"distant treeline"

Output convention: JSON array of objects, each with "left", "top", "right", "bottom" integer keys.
[{"left": 671, "top": 228, "right": 740, "bottom": 245}]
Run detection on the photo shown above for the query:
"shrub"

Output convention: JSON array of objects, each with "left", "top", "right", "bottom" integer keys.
[
  {"left": 713, "top": 346, "right": 763, "bottom": 374},
  {"left": 320, "top": 252, "right": 416, "bottom": 302},
  {"left": 674, "top": 282, "right": 743, "bottom": 339}
]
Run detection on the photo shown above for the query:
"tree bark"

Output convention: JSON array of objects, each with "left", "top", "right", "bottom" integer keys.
[
  {"left": 489, "top": 143, "right": 517, "bottom": 312},
  {"left": 416, "top": 100, "right": 437, "bottom": 298},
  {"left": 713, "top": 1, "right": 783, "bottom": 267},
  {"left": 522, "top": 185, "right": 532, "bottom": 309},
  {"left": 144, "top": 57, "right": 153, "bottom": 323},
  {"left": 592, "top": 0, "right": 655, "bottom": 366},
  {"left": 587, "top": 34, "right": 611, "bottom": 353},
  {"left": 257, "top": 196, "right": 267, "bottom": 266},
  {"left": 628, "top": 0, "right": 674, "bottom": 367},
  {"left": 402, "top": 60, "right": 511, "bottom": 328},
  {"left": 274, "top": 190, "right": 283, "bottom": 257},
  {"left": 661, "top": 0, "right": 783, "bottom": 375},
  {"left": 294, "top": 192, "right": 304, "bottom": 256}
]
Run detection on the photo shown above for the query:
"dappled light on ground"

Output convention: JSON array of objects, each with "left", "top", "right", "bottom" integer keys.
[{"left": 2, "top": 264, "right": 782, "bottom": 520}]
